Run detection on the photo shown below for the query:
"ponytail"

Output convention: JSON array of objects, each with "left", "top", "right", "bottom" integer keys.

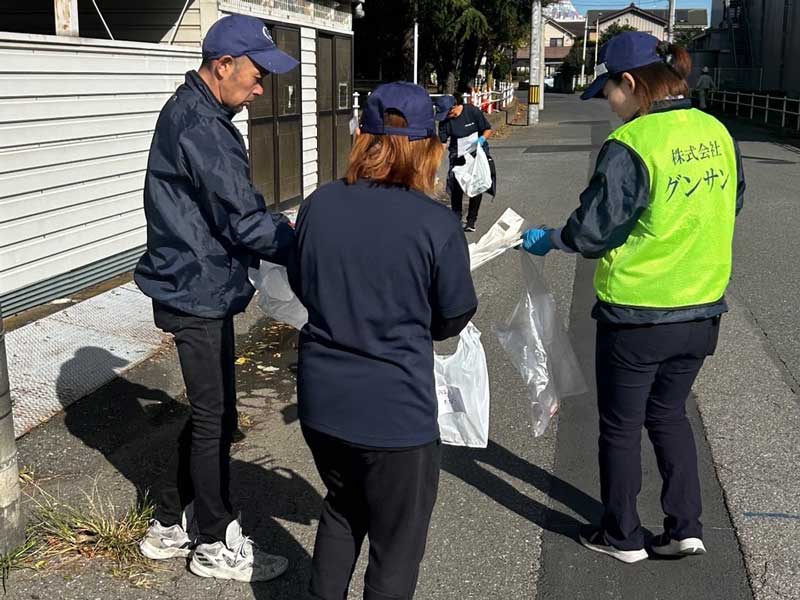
[{"left": 656, "top": 42, "right": 692, "bottom": 80}]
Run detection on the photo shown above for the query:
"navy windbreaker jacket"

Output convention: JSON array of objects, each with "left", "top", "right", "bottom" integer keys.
[{"left": 135, "top": 71, "right": 295, "bottom": 318}]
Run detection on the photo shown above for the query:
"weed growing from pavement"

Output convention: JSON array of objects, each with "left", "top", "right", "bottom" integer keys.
[{"left": 0, "top": 483, "right": 164, "bottom": 589}]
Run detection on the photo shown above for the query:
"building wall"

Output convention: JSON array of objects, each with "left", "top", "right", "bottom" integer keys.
[
  {"left": 786, "top": 3, "right": 800, "bottom": 95},
  {"left": 591, "top": 13, "right": 666, "bottom": 41},
  {"left": 0, "top": 0, "right": 203, "bottom": 46},
  {"left": 544, "top": 22, "right": 574, "bottom": 47},
  {"left": 710, "top": 0, "right": 726, "bottom": 27},
  {"left": 0, "top": 33, "right": 248, "bottom": 314}
]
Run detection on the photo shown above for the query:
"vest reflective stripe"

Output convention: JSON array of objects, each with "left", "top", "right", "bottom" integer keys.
[{"left": 594, "top": 108, "right": 738, "bottom": 309}]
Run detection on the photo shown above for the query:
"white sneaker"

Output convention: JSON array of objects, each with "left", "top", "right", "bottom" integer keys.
[
  {"left": 139, "top": 503, "right": 197, "bottom": 560},
  {"left": 189, "top": 519, "right": 288, "bottom": 582},
  {"left": 651, "top": 533, "right": 707, "bottom": 556},
  {"left": 579, "top": 527, "right": 649, "bottom": 564}
]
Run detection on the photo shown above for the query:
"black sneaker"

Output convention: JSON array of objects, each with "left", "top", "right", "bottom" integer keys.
[
  {"left": 579, "top": 526, "right": 648, "bottom": 564},
  {"left": 650, "top": 533, "right": 706, "bottom": 557},
  {"left": 464, "top": 224, "right": 476, "bottom": 232}
]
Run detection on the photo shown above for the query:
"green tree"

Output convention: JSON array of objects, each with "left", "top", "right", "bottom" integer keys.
[
  {"left": 674, "top": 27, "right": 705, "bottom": 48},
  {"left": 599, "top": 23, "right": 638, "bottom": 46},
  {"left": 417, "top": 0, "right": 557, "bottom": 93}
]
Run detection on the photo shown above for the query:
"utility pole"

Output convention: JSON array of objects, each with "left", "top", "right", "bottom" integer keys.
[
  {"left": 667, "top": 0, "right": 677, "bottom": 43},
  {"left": 594, "top": 16, "right": 601, "bottom": 66},
  {"left": 580, "top": 19, "right": 588, "bottom": 86},
  {"left": 0, "top": 307, "right": 24, "bottom": 554},
  {"left": 527, "top": 0, "right": 542, "bottom": 125},
  {"left": 412, "top": 1, "right": 419, "bottom": 85}
]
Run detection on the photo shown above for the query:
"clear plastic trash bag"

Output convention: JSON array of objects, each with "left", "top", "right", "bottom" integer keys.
[
  {"left": 495, "top": 253, "right": 587, "bottom": 436},
  {"left": 249, "top": 261, "right": 308, "bottom": 330},
  {"left": 453, "top": 145, "right": 492, "bottom": 198},
  {"left": 434, "top": 321, "right": 491, "bottom": 448}
]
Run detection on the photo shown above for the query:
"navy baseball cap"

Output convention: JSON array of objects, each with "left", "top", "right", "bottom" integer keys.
[
  {"left": 581, "top": 32, "right": 664, "bottom": 100},
  {"left": 203, "top": 14, "right": 299, "bottom": 74},
  {"left": 360, "top": 82, "right": 436, "bottom": 140},
  {"left": 433, "top": 95, "right": 456, "bottom": 121}
]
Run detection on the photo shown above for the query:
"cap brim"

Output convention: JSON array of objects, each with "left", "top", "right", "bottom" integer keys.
[
  {"left": 434, "top": 110, "right": 450, "bottom": 122},
  {"left": 249, "top": 48, "right": 299, "bottom": 74},
  {"left": 580, "top": 74, "right": 609, "bottom": 100}
]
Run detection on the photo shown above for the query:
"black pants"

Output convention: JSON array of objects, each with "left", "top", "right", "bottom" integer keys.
[
  {"left": 450, "top": 183, "right": 482, "bottom": 227},
  {"left": 595, "top": 317, "right": 720, "bottom": 550},
  {"left": 302, "top": 425, "right": 441, "bottom": 600},
  {"left": 153, "top": 302, "right": 237, "bottom": 542}
]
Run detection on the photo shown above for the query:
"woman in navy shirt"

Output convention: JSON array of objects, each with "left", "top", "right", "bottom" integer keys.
[{"left": 288, "top": 82, "right": 478, "bottom": 600}]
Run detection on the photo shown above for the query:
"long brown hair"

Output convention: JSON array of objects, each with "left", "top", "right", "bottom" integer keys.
[
  {"left": 612, "top": 43, "right": 692, "bottom": 114},
  {"left": 345, "top": 112, "right": 444, "bottom": 195}
]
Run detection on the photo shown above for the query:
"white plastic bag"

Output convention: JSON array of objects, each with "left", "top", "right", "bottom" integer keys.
[
  {"left": 468, "top": 208, "right": 526, "bottom": 271},
  {"left": 495, "top": 253, "right": 587, "bottom": 436},
  {"left": 434, "top": 322, "right": 490, "bottom": 448},
  {"left": 248, "top": 261, "right": 308, "bottom": 330},
  {"left": 452, "top": 145, "right": 492, "bottom": 198}
]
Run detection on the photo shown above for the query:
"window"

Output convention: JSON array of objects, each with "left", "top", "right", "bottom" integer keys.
[{"left": 550, "top": 37, "right": 564, "bottom": 47}]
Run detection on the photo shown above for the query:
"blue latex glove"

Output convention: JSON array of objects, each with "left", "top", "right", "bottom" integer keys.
[
  {"left": 477, "top": 135, "right": 486, "bottom": 146},
  {"left": 521, "top": 228, "right": 553, "bottom": 256}
]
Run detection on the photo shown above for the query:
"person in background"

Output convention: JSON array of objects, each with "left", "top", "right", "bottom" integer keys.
[
  {"left": 437, "top": 91, "right": 494, "bottom": 232},
  {"left": 288, "top": 82, "right": 478, "bottom": 599},
  {"left": 134, "top": 14, "right": 298, "bottom": 582},
  {"left": 695, "top": 66, "right": 716, "bottom": 110},
  {"left": 521, "top": 33, "right": 745, "bottom": 564}
]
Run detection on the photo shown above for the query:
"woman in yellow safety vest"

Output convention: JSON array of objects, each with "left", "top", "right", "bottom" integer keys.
[{"left": 521, "top": 32, "right": 745, "bottom": 564}]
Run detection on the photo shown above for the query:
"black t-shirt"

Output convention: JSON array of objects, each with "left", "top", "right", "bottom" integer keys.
[
  {"left": 439, "top": 104, "right": 492, "bottom": 160},
  {"left": 287, "top": 179, "right": 478, "bottom": 447}
]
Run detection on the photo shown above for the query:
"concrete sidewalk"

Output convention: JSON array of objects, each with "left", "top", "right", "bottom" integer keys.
[{"left": 6, "top": 93, "right": 800, "bottom": 600}]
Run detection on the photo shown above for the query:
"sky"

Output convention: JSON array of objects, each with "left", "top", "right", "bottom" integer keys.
[{"left": 572, "top": 0, "right": 713, "bottom": 16}]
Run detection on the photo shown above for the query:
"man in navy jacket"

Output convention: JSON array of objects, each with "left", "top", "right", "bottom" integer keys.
[{"left": 135, "top": 15, "right": 297, "bottom": 583}]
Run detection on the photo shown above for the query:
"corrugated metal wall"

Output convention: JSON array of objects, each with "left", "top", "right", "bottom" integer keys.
[
  {"left": 0, "top": 0, "right": 202, "bottom": 47},
  {"left": 0, "top": 32, "right": 248, "bottom": 316}
]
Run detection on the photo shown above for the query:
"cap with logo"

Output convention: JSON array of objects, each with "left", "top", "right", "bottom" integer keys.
[
  {"left": 360, "top": 82, "right": 436, "bottom": 141},
  {"left": 202, "top": 14, "right": 299, "bottom": 75},
  {"left": 581, "top": 31, "right": 665, "bottom": 100},
  {"left": 433, "top": 95, "right": 456, "bottom": 122}
]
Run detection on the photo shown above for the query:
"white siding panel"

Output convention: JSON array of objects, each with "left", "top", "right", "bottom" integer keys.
[
  {"left": 0, "top": 75, "right": 186, "bottom": 99},
  {"left": 301, "top": 37, "right": 316, "bottom": 53},
  {"left": 302, "top": 75, "right": 316, "bottom": 90},
  {"left": 303, "top": 136, "right": 318, "bottom": 152},
  {"left": 1, "top": 115, "right": 159, "bottom": 148},
  {"left": 0, "top": 193, "right": 142, "bottom": 248},
  {"left": 0, "top": 174, "right": 143, "bottom": 222},
  {"left": 302, "top": 100, "right": 317, "bottom": 114},
  {"left": 0, "top": 96, "right": 168, "bottom": 125},
  {"left": 0, "top": 33, "right": 201, "bottom": 303},
  {"left": 0, "top": 229, "right": 147, "bottom": 294},
  {"left": 301, "top": 50, "right": 315, "bottom": 65},
  {"left": 303, "top": 160, "right": 316, "bottom": 176},
  {"left": 303, "top": 149, "right": 317, "bottom": 163},
  {"left": 0, "top": 212, "right": 146, "bottom": 271},
  {"left": 302, "top": 125, "right": 317, "bottom": 140},
  {"left": 0, "top": 135, "right": 152, "bottom": 174},
  {"left": 0, "top": 153, "right": 148, "bottom": 200}
]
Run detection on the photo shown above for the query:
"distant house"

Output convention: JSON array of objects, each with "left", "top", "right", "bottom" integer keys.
[
  {"left": 585, "top": 4, "right": 708, "bottom": 42},
  {"left": 514, "top": 19, "right": 579, "bottom": 80},
  {"left": 586, "top": 5, "right": 669, "bottom": 41}
]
